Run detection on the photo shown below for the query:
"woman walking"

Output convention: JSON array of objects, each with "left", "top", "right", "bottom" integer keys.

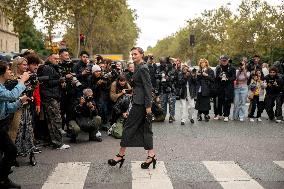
[{"left": 108, "top": 47, "right": 156, "bottom": 169}]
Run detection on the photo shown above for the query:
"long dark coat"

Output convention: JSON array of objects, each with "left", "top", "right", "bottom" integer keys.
[{"left": 195, "top": 68, "right": 214, "bottom": 111}]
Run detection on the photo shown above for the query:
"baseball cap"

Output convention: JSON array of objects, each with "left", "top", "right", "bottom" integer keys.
[{"left": 219, "top": 55, "right": 229, "bottom": 61}]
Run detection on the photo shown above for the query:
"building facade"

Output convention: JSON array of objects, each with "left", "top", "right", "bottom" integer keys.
[{"left": 0, "top": 11, "right": 19, "bottom": 52}]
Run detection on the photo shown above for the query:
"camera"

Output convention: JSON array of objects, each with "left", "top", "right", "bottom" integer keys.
[
  {"left": 125, "top": 89, "right": 132, "bottom": 94},
  {"left": 84, "top": 96, "right": 93, "bottom": 103},
  {"left": 59, "top": 60, "right": 73, "bottom": 76},
  {"left": 86, "top": 62, "right": 93, "bottom": 72},
  {"left": 220, "top": 72, "right": 227, "bottom": 81}
]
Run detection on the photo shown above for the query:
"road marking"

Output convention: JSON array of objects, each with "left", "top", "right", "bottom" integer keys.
[
  {"left": 131, "top": 161, "right": 173, "bottom": 189},
  {"left": 203, "top": 161, "right": 264, "bottom": 189},
  {"left": 274, "top": 161, "right": 284, "bottom": 169},
  {"left": 41, "top": 162, "right": 91, "bottom": 189}
]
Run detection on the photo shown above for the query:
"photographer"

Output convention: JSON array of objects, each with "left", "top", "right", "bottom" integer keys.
[
  {"left": 247, "top": 55, "right": 262, "bottom": 73},
  {"left": 3, "top": 56, "right": 42, "bottom": 158},
  {"left": 73, "top": 51, "right": 92, "bottom": 88},
  {"left": 25, "top": 54, "right": 43, "bottom": 142},
  {"left": 178, "top": 64, "right": 196, "bottom": 124},
  {"left": 0, "top": 61, "right": 30, "bottom": 189},
  {"left": 88, "top": 65, "right": 112, "bottom": 130},
  {"left": 215, "top": 55, "right": 236, "bottom": 122},
  {"left": 195, "top": 59, "right": 215, "bottom": 122},
  {"left": 157, "top": 57, "right": 178, "bottom": 123},
  {"left": 264, "top": 67, "right": 283, "bottom": 122},
  {"left": 71, "top": 88, "right": 102, "bottom": 142},
  {"left": 110, "top": 74, "right": 132, "bottom": 124},
  {"left": 233, "top": 58, "right": 250, "bottom": 121},
  {"left": 37, "top": 53, "right": 70, "bottom": 150},
  {"left": 125, "top": 62, "right": 135, "bottom": 87}
]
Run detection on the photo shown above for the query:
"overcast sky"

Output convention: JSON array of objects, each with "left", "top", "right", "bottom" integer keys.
[{"left": 127, "top": 0, "right": 282, "bottom": 50}]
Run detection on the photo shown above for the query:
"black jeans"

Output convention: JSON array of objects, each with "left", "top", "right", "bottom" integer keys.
[
  {"left": 0, "top": 117, "right": 17, "bottom": 180},
  {"left": 265, "top": 94, "right": 283, "bottom": 120},
  {"left": 217, "top": 93, "right": 232, "bottom": 117},
  {"left": 248, "top": 96, "right": 264, "bottom": 118}
]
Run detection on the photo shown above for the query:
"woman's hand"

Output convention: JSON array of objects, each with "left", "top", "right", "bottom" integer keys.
[{"left": 146, "top": 107, "right": 152, "bottom": 114}]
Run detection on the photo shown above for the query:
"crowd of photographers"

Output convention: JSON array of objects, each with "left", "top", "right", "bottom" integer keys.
[{"left": 0, "top": 46, "right": 284, "bottom": 188}]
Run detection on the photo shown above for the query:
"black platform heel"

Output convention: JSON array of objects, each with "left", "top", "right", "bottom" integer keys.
[
  {"left": 108, "top": 154, "right": 125, "bottom": 168},
  {"left": 141, "top": 155, "right": 157, "bottom": 169}
]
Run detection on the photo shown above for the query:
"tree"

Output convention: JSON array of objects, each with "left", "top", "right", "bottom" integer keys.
[{"left": 148, "top": 0, "right": 284, "bottom": 65}]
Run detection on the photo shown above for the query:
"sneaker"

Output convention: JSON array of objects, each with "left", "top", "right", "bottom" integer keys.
[
  {"left": 197, "top": 114, "right": 202, "bottom": 121},
  {"left": 190, "top": 119, "right": 195, "bottom": 124},
  {"left": 96, "top": 131, "right": 102, "bottom": 138},
  {"left": 239, "top": 118, "right": 244, "bottom": 122},
  {"left": 0, "top": 178, "right": 21, "bottom": 189},
  {"left": 276, "top": 119, "right": 282, "bottom": 123},
  {"left": 89, "top": 136, "right": 102, "bottom": 142},
  {"left": 57, "top": 144, "right": 70, "bottom": 150},
  {"left": 257, "top": 118, "right": 262, "bottom": 122},
  {"left": 181, "top": 119, "right": 185, "bottom": 125},
  {"left": 204, "top": 115, "right": 210, "bottom": 122},
  {"left": 169, "top": 116, "right": 174, "bottom": 123},
  {"left": 249, "top": 118, "right": 255, "bottom": 122},
  {"left": 213, "top": 115, "right": 220, "bottom": 120},
  {"left": 224, "top": 117, "right": 229, "bottom": 122},
  {"left": 33, "top": 147, "right": 42, "bottom": 154}
]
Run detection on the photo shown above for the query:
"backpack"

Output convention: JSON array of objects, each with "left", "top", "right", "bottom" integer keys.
[{"left": 108, "top": 118, "right": 124, "bottom": 139}]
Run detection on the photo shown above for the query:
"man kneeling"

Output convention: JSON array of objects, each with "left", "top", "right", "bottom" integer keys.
[{"left": 70, "top": 88, "right": 102, "bottom": 142}]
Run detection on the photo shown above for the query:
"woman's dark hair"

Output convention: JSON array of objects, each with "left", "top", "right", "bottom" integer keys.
[
  {"left": 0, "top": 60, "right": 8, "bottom": 76},
  {"left": 26, "top": 54, "right": 41, "bottom": 65},
  {"left": 131, "top": 47, "right": 144, "bottom": 55},
  {"left": 269, "top": 66, "right": 278, "bottom": 73},
  {"left": 117, "top": 73, "right": 127, "bottom": 82}
]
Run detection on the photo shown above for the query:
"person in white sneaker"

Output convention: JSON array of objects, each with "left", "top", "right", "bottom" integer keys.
[
  {"left": 233, "top": 58, "right": 249, "bottom": 122},
  {"left": 248, "top": 73, "right": 266, "bottom": 122},
  {"left": 178, "top": 64, "right": 196, "bottom": 125},
  {"left": 264, "top": 67, "right": 283, "bottom": 122},
  {"left": 215, "top": 55, "right": 236, "bottom": 122}
]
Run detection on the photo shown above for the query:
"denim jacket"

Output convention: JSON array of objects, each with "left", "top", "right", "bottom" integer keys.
[{"left": 0, "top": 83, "right": 26, "bottom": 120}]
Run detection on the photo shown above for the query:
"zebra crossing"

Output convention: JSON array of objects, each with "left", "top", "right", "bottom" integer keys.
[{"left": 10, "top": 160, "right": 284, "bottom": 189}]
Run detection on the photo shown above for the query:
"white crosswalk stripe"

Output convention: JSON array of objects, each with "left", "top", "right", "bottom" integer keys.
[
  {"left": 41, "top": 162, "right": 91, "bottom": 189},
  {"left": 203, "top": 161, "right": 264, "bottom": 189},
  {"left": 32, "top": 160, "right": 284, "bottom": 189},
  {"left": 274, "top": 161, "right": 284, "bottom": 169},
  {"left": 131, "top": 161, "right": 173, "bottom": 189}
]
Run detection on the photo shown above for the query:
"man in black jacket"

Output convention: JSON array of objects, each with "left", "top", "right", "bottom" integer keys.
[
  {"left": 264, "top": 66, "right": 283, "bottom": 122},
  {"left": 38, "top": 53, "right": 70, "bottom": 150},
  {"left": 215, "top": 55, "right": 236, "bottom": 122},
  {"left": 73, "top": 51, "right": 92, "bottom": 88}
]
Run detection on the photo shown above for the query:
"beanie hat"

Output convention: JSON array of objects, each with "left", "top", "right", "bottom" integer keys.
[{"left": 92, "top": 64, "right": 101, "bottom": 73}]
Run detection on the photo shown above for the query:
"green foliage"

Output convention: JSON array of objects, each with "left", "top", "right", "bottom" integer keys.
[
  {"left": 148, "top": 0, "right": 284, "bottom": 66},
  {"left": 63, "top": 0, "right": 139, "bottom": 58},
  {"left": 19, "top": 16, "right": 49, "bottom": 55},
  {"left": 0, "top": 0, "right": 139, "bottom": 58}
]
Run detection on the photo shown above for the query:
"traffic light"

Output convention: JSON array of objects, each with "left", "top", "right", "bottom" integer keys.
[
  {"left": 189, "top": 35, "right": 195, "bottom": 47},
  {"left": 80, "top": 33, "right": 85, "bottom": 46}
]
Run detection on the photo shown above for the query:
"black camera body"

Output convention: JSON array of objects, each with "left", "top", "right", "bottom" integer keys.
[
  {"left": 59, "top": 60, "right": 74, "bottom": 76},
  {"left": 84, "top": 96, "right": 93, "bottom": 103}
]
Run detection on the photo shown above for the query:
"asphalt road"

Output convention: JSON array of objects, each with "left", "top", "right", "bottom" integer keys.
[{"left": 10, "top": 103, "right": 284, "bottom": 189}]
